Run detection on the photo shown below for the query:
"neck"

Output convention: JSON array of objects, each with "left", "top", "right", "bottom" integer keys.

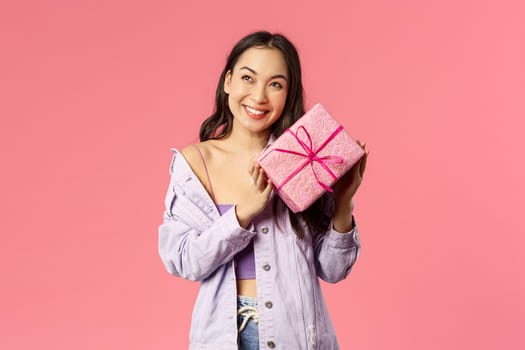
[{"left": 224, "top": 125, "right": 271, "bottom": 153}]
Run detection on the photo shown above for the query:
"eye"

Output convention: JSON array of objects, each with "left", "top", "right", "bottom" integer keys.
[
  {"left": 241, "top": 75, "right": 253, "bottom": 82},
  {"left": 270, "top": 81, "right": 284, "bottom": 89}
]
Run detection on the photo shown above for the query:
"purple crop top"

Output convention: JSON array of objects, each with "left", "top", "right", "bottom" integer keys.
[{"left": 217, "top": 204, "right": 256, "bottom": 280}]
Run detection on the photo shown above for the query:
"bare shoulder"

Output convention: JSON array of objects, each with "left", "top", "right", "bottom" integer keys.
[
  {"left": 180, "top": 141, "right": 220, "bottom": 177},
  {"left": 180, "top": 141, "right": 223, "bottom": 194},
  {"left": 180, "top": 141, "right": 217, "bottom": 163},
  {"left": 180, "top": 144, "right": 201, "bottom": 169}
]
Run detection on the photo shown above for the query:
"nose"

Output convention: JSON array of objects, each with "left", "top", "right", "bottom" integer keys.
[{"left": 252, "top": 83, "right": 268, "bottom": 104}]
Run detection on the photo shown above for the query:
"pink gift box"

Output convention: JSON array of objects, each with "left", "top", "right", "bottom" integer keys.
[{"left": 257, "top": 103, "right": 365, "bottom": 213}]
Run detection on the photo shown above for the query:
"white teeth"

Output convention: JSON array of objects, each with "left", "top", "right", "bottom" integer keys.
[{"left": 245, "top": 106, "right": 265, "bottom": 115}]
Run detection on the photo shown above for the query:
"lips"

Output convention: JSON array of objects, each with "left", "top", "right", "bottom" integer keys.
[{"left": 244, "top": 105, "right": 269, "bottom": 120}]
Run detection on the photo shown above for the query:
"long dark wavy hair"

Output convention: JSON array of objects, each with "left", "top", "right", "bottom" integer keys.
[{"left": 199, "top": 31, "right": 330, "bottom": 240}]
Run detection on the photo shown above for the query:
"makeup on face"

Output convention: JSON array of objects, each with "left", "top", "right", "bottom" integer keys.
[{"left": 224, "top": 47, "right": 289, "bottom": 132}]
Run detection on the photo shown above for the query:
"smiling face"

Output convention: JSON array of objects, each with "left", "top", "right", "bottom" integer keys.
[{"left": 224, "top": 47, "right": 289, "bottom": 135}]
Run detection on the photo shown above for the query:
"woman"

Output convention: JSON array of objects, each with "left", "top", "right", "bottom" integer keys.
[{"left": 159, "top": 31, "right": 368, "bottom": 350}]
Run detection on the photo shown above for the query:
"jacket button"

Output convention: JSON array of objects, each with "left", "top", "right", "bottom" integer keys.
[
  {"left": 267, "top": 341, "right": 275, "bottom": 348},
  {"left": 265, "top": 301, "right": 273, "bottom": 309},
  {"left": 261, "top": 226, "right": 269, "bottom": 234},
  {"left": 263, "top": 264, "right": 271, "bottom": 271}
]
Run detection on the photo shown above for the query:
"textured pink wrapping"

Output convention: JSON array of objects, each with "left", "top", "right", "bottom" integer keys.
[{"left": 257, "top": 103, "right": 365, "bottom": 213}]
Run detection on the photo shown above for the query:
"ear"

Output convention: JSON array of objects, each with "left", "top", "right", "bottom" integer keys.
[{"left": 223, "top": 70, "right": 232, "bottom": 94}]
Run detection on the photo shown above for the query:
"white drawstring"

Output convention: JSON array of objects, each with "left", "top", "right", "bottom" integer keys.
[{"left": 237, "top": 305, "right": 259, "bottom": 332}]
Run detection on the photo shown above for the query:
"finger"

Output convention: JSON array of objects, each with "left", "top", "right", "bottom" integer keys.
[
  {"left": 359, "top": 152, "right": 368, "bottom": 178},
  {"left": 353, "top": 160, "right": 362, "bottom": 182},
  {"left": 255, "top": 166, "right": 267, "bottom": 189},
  {"left": 259, "top": 167, "right": 268, "bottom": 181},
  {"left": 257, "top": 167, "right": 269, "bottom": 189},
  {"left": 263, "top": 178, "right": 273, "bottom": 195},
  {"left": 248, "top": 163, "right": 256, "bottom": 179},
  {"left": 353, "top": 155, "right": 364, "bottom": 174},
  {"left": 252, "top": 165, "right": 261, "bottom": 185}
]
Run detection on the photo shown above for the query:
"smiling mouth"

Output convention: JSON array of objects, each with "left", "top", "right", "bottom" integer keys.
[{"left": 244, "top": 105, "right": 269, "bottom": 119}]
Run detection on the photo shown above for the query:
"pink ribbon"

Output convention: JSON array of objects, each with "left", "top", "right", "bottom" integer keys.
[{"left": 271, "top": 125, "right": 344, "bottom": 192}]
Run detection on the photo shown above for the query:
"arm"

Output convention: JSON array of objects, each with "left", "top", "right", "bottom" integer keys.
[
  {"left": 157, "top": 151, "right": 256, "bottom": 281},
  {"left": 314, "top": 143, "right": 368, "bottom": 283},
  {"left": 159, "top": 206, "right": 255, "bottom": 281},
  {"left": 314, "top": 202, "right": 361, "bottom": 283}
]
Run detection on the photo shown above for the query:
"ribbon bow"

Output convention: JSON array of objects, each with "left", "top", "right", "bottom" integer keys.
[{"left": 272, "top": 125, "right": 344, "bottom": 192}]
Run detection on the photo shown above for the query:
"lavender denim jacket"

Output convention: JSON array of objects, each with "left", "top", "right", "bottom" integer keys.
[{"left": 158, "top": 149, "right": 361, "bottom": 350}]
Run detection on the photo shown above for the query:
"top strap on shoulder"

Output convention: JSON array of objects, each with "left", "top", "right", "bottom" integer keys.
[{"left": 192, "top": 144, "right": 216, "bottom": 201}]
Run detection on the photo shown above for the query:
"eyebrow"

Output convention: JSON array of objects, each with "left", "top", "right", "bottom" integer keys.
[{"left": 239, "top": 66, "right": 288, "bottom": 81}]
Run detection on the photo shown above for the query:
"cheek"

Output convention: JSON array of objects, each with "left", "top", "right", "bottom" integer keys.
[
  {"left": 227, "top": 86, "right": 243, "bottom": 107},
  {"left": 274, "top": 92, "right": 288, "bottom": 110},
  {"left": 230, "top": 82, "right": 250, "bottom": 96}
]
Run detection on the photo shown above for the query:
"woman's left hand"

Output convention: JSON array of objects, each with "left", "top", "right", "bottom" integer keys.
[{"left": 332, "top": 141, "right": 369, "bottom": 206}]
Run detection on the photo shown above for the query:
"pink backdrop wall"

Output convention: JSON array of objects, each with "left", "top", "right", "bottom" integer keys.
[{"left": 1, "top": 0, "right": 523, "bottom": 349}]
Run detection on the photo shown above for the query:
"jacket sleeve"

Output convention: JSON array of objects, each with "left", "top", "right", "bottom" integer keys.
[
  {"left": 158, "top": 156, "right": 256, "bottom": 281},
  {"left": 313, "top": 196, "right": 361, "bottom": 283},
  {"left": 313, "top": 222, "right": 361, "bottom": 283}
]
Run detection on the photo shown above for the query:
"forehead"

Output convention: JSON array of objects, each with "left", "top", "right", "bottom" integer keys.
[{"left": 233, "top": 47, "right": 288, "bottom": 77}]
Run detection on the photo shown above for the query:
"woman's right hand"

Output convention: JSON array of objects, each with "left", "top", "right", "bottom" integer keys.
[{"left": 235, "top": 163, "right": 273, "bottom": 228}]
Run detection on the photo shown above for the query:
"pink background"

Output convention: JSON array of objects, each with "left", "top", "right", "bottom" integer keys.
[{"left": 1, "top": 0, "right": 523, "bottom": 349}]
